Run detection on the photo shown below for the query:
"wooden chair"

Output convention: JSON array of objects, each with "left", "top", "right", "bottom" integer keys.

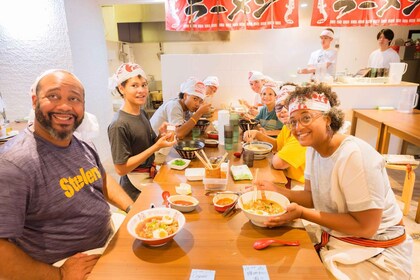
[{"left": 386, "top": 163, "right": 418, "bottom": 216}]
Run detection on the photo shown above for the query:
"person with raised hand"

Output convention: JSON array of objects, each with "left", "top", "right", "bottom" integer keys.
[{"left": 108, "top": 63, "right": 176, "bottom": 200}]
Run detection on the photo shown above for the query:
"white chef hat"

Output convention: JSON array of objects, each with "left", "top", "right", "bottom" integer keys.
[
  {"left": 180, "top": 77, "right": 206, "bottom": 100},
  {"left": 203, "top": 76, "right": 219, "bottom": 88},
  {"left": 248, "top": 70, "right": 265, "bottom": 81},
  {"left": 320, "top": 29, "right": 334, "bottom": 39},
  {"left": 261, "top": 81, "right": 281, "bottom": 96},
  {"left": 115, "top": 63, "right": 147, "bottom": 85}
]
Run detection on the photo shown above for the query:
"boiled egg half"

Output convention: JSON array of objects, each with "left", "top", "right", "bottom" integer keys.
[{"left": 152, "top": 228, "right": 169, "bottom": 239}]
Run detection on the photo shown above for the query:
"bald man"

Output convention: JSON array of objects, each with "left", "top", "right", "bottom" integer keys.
[{"left": 0, "top": 70, "right": 133, "bottom": 280}]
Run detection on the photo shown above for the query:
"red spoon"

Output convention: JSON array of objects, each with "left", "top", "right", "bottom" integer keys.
[
  {"left": 233, "top": 149, "right": 244, "bottom": 158},
  {"left": 253, "top": 238, "right": 300, "bottom": 250},
  {"left": 162, "top": 191, "right": 170, "bottom": 208}
]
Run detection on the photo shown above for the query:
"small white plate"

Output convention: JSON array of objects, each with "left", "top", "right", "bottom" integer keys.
[
  {"left": 185, "top": 168, "right": 205, "bottom": 181},
  {"left": 167, "top": 158, "right": 191, "bottom": 170}
]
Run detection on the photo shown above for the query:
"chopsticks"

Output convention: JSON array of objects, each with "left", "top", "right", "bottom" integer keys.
[
  {"left": 215, "top": 152, "right": 228, "bottom": 169},
  {"left": 194, "top": 150, "right": 213, "bottom": 169}
]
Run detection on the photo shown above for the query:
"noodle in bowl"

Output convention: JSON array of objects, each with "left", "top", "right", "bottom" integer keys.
[
  {"left": 242, "top": 141, "right": 273, "bottom": 160},
  {"left": 127, "top": 208, "right": 186, "bottom": 246},
  {"left": 238, "top": 191, "right": 290, "bottom": 227}
]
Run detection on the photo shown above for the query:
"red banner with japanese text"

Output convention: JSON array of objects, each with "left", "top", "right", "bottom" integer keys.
[
  {"left": 311, "top": 0, "right": 420, "bottom": 27},
  {"left": 165, "top": 0, "right": 299, "bottom": 31}
]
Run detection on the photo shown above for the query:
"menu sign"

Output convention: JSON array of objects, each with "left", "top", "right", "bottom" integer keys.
[
  {"left": 311, "top": 0, "right": 420, "bottom": 26},
  {"left": 165, "top": 0, "right": 298, "bottom": 31}
]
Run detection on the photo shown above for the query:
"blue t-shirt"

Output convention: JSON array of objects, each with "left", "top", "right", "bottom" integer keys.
[
  {"left": 255, "top": 106, "right": 283, "bottom": 130},
  {"left": 0, "top": 128, "right": 112, "bottom": 264}
]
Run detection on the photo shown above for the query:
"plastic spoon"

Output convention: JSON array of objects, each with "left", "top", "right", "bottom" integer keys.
[
  {"left": 253, "top": 238, "right": 300, "bottom": 250},
  {"left": 162, "top": 191, "right": 170, "bottom": 208}
]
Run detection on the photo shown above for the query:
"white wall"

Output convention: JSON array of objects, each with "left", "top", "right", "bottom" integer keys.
[
  {"left": 120, "top": 1, "right": 413, "bottom": 88},
  {"left": 0, "top": 0, "right": 113, "bottom": 161}
]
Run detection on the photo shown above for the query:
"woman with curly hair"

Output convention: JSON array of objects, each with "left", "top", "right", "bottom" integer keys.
[{"left": 256, "top": 83, "right": 412, "bottom": 279}]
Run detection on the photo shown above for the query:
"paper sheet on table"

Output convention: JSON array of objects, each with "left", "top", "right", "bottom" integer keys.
[{"left": 230, "top": 165, "right": 253, "bottom": 180}]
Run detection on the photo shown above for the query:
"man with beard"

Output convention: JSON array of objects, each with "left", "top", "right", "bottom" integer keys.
[{"left": 0, "top": 69, "right": 134, "bottom": 280}]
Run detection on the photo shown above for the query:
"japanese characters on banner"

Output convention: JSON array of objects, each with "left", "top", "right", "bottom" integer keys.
[
  {"left": 311, "top": 0, "right": 420, "bottom": 27},
  {"left": 165, "top": 0, "right": 299, "bottom": 31}
]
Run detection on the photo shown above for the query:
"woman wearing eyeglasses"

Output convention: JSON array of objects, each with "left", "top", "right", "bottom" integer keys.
[{"left": 256, "top": 83, "right": 412, "bottom": 279}]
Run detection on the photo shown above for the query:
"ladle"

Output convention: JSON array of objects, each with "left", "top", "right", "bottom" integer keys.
[
  {"left": 253, "top": 238, "right": 300, "bottom": 250},
  {"left": 162, "top": 191, "right": 170, "bottom": 208}
]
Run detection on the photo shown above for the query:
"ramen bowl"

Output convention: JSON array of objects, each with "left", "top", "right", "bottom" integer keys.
[
  {"left": 238, "top": 191, "right": 289, "bottom": 227},
  {"left": 175, "top": 140, "right": 205, "bottom": 159},
  {"left": 168, "top": 194, "right": 199, "bottom": 213},
  {"left": 127, "top": 208, "right": 186, "bottom": 246},
  {"left": 242, "top": 141, "right": 273, "bottom": 160},
  {"left": 239, "top": 119, "right": 260, "bottom": 131},
  {"left": 195, "top": 119, "right": 210, "bottom": 133},
  {"left": 213, "top": 192, "right": 239, "bottom": 213}
]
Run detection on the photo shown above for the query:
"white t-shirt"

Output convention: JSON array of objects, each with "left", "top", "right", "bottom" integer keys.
[
  {"left": 308, "top": 48, "right": 337, "bottom": 76},
  {"left": 368, "top": 48, "right": 400, "bottom": 69},
  {"left": 149, "top": 98, "right": 185, "bottom": 135},
  {"left": 304, "top": 136, "right": 402, "bottom": 237}
]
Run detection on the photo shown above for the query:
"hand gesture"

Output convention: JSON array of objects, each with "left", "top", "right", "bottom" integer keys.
[
  {"left": 196, "top": 102, "right": 212, "bottom": 115},
  {"left": 156, "top": 132, "right": 177, "bottom": 149},
  {"left": 243, "top": 130, "right": 258, "bottom": 143},
  {"left": 59, "top": 253, "right": 101, "bottom": 280},
  {"left": 264, "top": 203, "right": 303, "bottom": 227},
  {"left": 158, "top": 122, "right": 169, "bottom": 136}
]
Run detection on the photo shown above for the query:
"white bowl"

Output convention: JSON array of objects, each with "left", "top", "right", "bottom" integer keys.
[
  {"left": 127, "top": 208, "right": 185, "bottom": 246},
  {"left": 212, "top": 193, "right": 239, "bottom": 213},
  {"left": 167, "top": 158, "right": 191, "bottom": 170},
  {"left": 237, "top": 191, "right": 289, "bottom": 227},
  {"left": 168, "top": 194, "right": 199, "bottom": 212},
  {"left": 242, "top": 141, "right": 273, "bottom": 160}
]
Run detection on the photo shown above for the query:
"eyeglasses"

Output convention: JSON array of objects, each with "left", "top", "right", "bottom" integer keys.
[{"left": 287, "top": 112, "right": 324, "bottom": 130}]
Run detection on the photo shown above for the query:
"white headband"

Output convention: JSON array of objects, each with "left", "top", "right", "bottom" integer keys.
[
  {"left": 276, "top": 85, "right": 296, "bottom": 105},
  {"left": 248, "top": 71, "right": 265, "bottom": 81},
  {"left": 203, "top": 76, "right": 219, "bottom": 88},
  {"left": 115, "top": 63, "right": 147, "bottom": 85},
  {"left": 320, "top": 30, "right": 334, "bottom": 39},
  {"left": 288, "top": 92, "right": 331, "bottom": 114},
  {"left": 180, "top": 77, "right": 206, "bottom": 100},
  {"left": 261, "top": 81, "right": 281, "bottom": 96}
]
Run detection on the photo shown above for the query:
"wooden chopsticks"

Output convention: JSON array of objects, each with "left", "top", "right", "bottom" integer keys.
[
  {"left": 194, "top": 150, "right": 229, "bottom": 170},
  {"left": 194, "top": 150, "right": 213, "bottom": 169}
]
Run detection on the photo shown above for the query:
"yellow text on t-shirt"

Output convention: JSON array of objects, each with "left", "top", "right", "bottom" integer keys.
[{"left": 59, "top": 167, "right": 102, "bottom": 198}]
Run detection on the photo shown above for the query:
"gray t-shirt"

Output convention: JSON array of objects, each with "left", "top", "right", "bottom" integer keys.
[
  {"left": 149, "top": 98, "right": 186, "bottom": 135},
  {"left": 0, "top": 128, "right": 112, "bottom": 264},
  {"left": 108, "top": 110, "right": 157, "bottom": 199}
]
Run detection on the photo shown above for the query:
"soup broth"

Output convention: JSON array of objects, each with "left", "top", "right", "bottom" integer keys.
[
  {"left": 135, "top": 216, "right": 179, "bottom": 239},
  {"left": 173, "top": 200, "right": 193, "bottom": 206},
  {"left": 243, "top": 199, "right": 283, "bottom": 215},
  {"left": 216, "top": 197, "right": 234, "bottom": 205}
]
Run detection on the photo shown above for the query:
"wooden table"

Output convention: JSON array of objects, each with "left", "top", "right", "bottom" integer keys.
[
  {"left": 351, "top": 109, "right": 420, "bottom": 223},
  {"left": 351, "top": 109, "right": 420, "bottom": 154},
  {"left": 154, "top": 142, "right": 287, "bottom": 186},
  {"left": 0, "top": 121, "right": 27, "bottom": 145},
  {"left": 88, "top": 183, "right": 330, "bottom": 279}
]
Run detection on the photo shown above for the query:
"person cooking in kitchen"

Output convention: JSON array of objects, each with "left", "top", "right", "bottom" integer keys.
[
  {"left": 150, "top": 77, "right": 211, "bottom": 139},
  {"left": 298, "top": 28, "right": 337, "bottom": 79},
  {"left": 368, "top": 28, "right": 400, "bottom": 69}
]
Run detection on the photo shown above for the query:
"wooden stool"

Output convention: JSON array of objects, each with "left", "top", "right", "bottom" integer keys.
[{"left": 386, "top": 164, "right": 418, "bottom": 216}]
